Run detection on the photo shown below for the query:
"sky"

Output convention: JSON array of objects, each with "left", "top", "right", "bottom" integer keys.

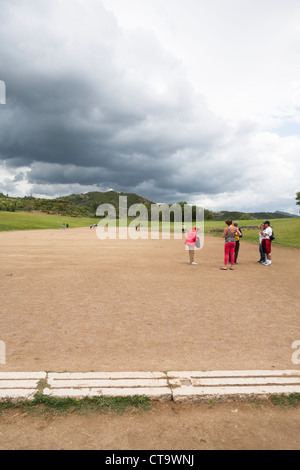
[{"left": 0, "top": 0, "right": 299, "bottom": 214}]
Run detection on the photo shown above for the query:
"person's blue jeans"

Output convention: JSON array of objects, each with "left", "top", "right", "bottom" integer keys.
[{"left": 259, "top": 244, "right": 266, "bottom": 262}]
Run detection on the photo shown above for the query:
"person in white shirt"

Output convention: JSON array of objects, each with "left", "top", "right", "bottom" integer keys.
[
  {"left": 260, "top": 221, "right": 273, "bottom": 266},
  {"left": 258, "top": 223, "right": 266, "bottom": 263}
]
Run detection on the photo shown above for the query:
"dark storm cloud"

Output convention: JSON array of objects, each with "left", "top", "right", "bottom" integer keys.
[{"left": 0, "top": 0, "right": 237, "bottom": 202}]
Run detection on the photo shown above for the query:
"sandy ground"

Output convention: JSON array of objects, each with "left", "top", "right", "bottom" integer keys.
[
  {"left": 0, "top": 402, "right": 300, "bottom": 450},
  {"left": 0, "top": 227, "right": 299, "bottom": 449},
  {"left": 0, "top": 227, "right": 299, "bottom": 372}
]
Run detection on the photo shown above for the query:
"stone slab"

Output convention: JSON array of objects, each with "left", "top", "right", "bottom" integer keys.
[
  {"left": 48, "top": 378, "right": 168, "bottom": 388},
  {"left": 0, "top": 389, "right": 37, "bottom": 400},
  {"left": 170, "top": 377, "right": 300, "bottom": 386},
  {"left": 0, "top": 380, "right": 41, "bottom": 389},
  {"left": 167, "top": 370, "right": 300, "bottom": 378},
  {"left": 0, "top": 371, "right": 300, "bottom": 403},
  {"left": 172, "top": 385, "right": 300, "bottom": 403},
  {"left": 43, "top": 387, "right": 172, "bottom": 402},
  {"left": 48, "top": 372, "right": 166, "bottom": 380},
  {"left": 0, "top": 372, "right": 46, "bottom": 380}
]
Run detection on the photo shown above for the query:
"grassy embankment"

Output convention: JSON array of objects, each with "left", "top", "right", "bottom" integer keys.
[
  {"left": 0, "top": 211, "right": 97, "bottom": 231},
  {"left": 204, "top": 219, "right": 300, "bottom": 247},
  {"left": 156, "top": 218, "right": 300, "bottom": 247},
  {"left": 0, "top": 211, "right": 299, "bottom": 247}
]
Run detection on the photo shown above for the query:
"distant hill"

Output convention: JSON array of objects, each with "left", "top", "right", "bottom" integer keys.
[
  {"left": 213, "top": 210, "right": 299, "bottom": 221},
  {"left": 275, "top": 210, "right": 299, "bottom": 218},
  {"left": 1, "top": 190, "right": 299, "bottom": 220},
  {"left": 59, "top": 191, "right": 153, "bottom": 216},
  {"left": 0, "top": 191, "right": 154, "bottom": 218}
]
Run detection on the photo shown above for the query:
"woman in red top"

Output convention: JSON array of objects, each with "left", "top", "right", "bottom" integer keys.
[{"left": 220, "top": 219, "right": 241, "bottom": 271}]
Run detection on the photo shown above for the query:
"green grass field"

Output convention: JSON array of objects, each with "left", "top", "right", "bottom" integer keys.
[
  {"left": 0, "top": 211, "right": 299, "bottom": 247},
  {"left": 0, "top": 211, "right": 97, "bottom": 231},
  {"left": 204, "top": 219, "right": 300, "bottom": 247}
]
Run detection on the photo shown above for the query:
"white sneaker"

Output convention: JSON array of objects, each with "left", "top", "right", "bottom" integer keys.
[{"left": 190, "top": 262, "right": 198, "bottom": 265}]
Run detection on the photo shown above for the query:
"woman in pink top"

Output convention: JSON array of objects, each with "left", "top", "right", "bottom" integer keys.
[{"left": 185, "top": 226, "right": 200, "bottom": 265}]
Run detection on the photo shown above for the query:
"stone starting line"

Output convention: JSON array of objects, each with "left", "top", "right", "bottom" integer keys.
[{"left": 1, "top": 370, "right": 300, "bottom": 403}]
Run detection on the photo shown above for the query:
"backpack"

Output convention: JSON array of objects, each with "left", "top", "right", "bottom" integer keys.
[
  {"left": 235, "top": 227, "right": 242, "bottom": 242},
  {"left": 270, "top": 231, "right": 275, "bottom": 241}
]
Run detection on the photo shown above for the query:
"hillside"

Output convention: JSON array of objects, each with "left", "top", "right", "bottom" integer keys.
[
  {"left": 59, "top": 191, "right": 154, "bottom": 216},
  {"left": 213, "top": 210, "right": 298, "bottom": 221},
  {"left": 0, "top": 191, "right": 298, "bottom": 220},
  {"left": 0, "top": 191, "right": 153, "bottom": 218}
]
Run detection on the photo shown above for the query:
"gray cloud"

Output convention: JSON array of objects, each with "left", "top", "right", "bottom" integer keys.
[
  {"left": 0, "top": 0, "right": 231, "bottom": 203},
  {"left": 0, "top": 0, "right": 299, "bottom": 213}
]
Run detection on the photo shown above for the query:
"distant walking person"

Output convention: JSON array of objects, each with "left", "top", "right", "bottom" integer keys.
[
  {"left": 261, "top": 221, "right": 273, "bottom": 266},
  {"left": 220, "top": 220, "right": 241, "bottom": 270},
  {"left": 185, "top": 225, "right": 200, "bottom": 265}
]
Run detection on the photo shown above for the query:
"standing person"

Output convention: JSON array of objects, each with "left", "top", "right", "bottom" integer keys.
[
  {"left": 220, "top": 220, "right": 241, "bottom": 271},
  {"left": 234, "top": 221, "right": 242, "bottom": 264},
  {"left": 261, "top": 221, "right": 273, "bottom": 266},
  {"left": 229, "top": 221, "right": 243, "bottom": 264},
  {"left": 185, "top": 225, "right": 200, "bottom": 265},
  {"left": 258, "top": 223, "right": 266, "bottom": 263}
]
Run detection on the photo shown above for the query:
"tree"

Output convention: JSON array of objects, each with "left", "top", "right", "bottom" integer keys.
[
  {"left": 296, "top": 192, "right": 300, "bottom": 206},
  {"left": 204, "top": 209, "right": 214, "bottom": 220},
  {"left": 240, "top": 213, "right": 252, "bottom": 220}
]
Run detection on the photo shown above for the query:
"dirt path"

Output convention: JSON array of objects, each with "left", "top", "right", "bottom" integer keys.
[
  {"left": 0, "top": 227, "right": 299, "bottom": 372},
  {"left": 0, "top": 227, "right": 299, "bottom": 449},
  {"left": 0, "top": 401, "right": 299, "bottom": 450}
]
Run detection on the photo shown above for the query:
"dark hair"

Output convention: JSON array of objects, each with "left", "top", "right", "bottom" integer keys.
[{"left": 225, "top": 219, "right": 232, "bottom": 226}]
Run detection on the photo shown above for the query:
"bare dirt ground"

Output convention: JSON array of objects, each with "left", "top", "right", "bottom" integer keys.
[
  {"left": 0, "top": 227, "right": 299, "bottom": 449},
  {"left": 0, "top": 401, "right": 299, "bottom": 450},
  {"left": 0, "top": 227, "right": 299, "bottom": 372}
]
